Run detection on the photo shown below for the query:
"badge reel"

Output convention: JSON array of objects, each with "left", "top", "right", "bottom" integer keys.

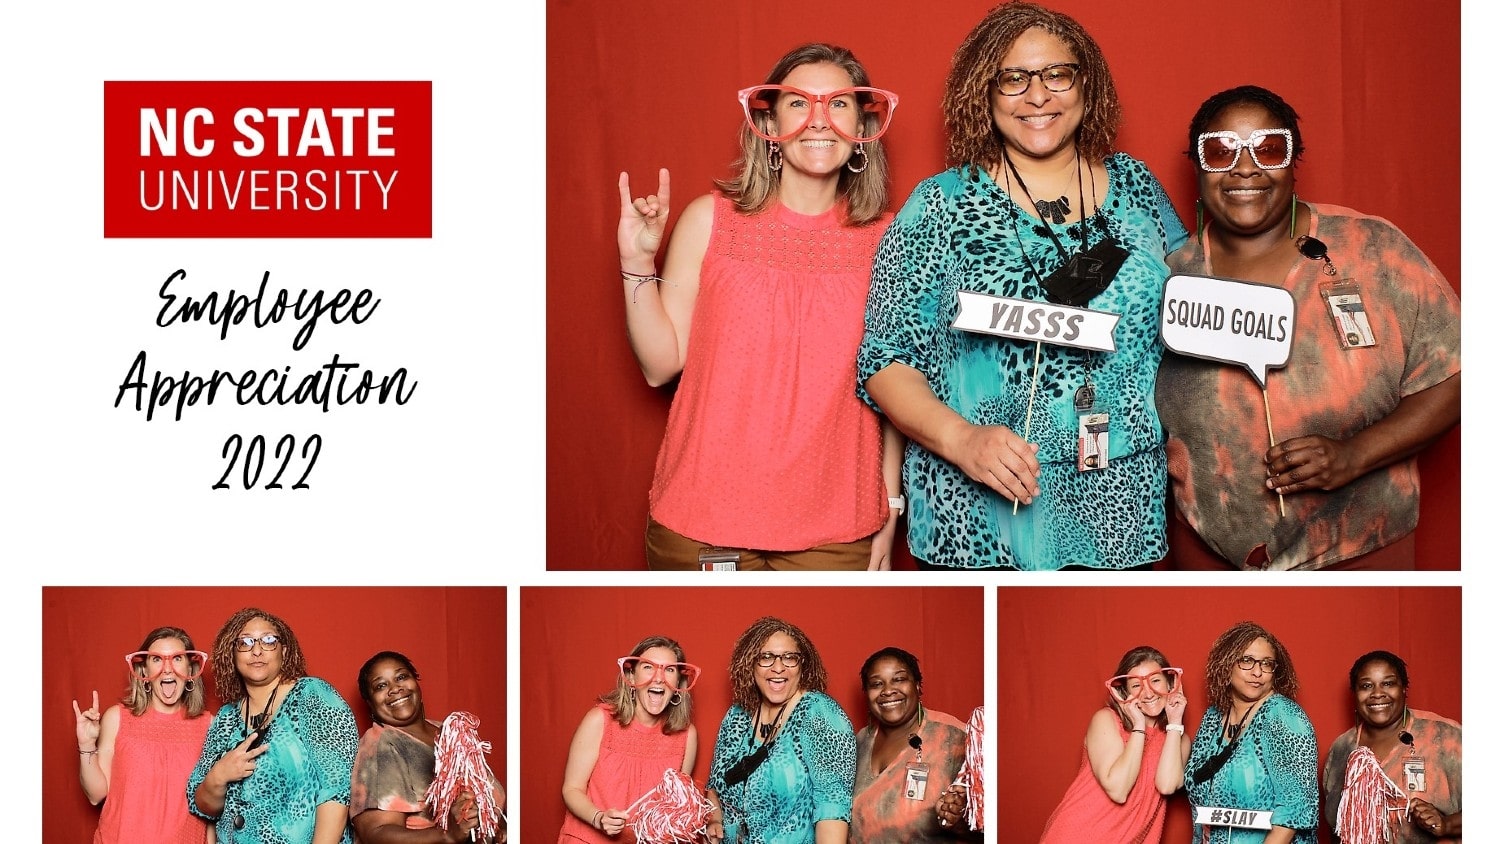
[
  {"left": 904, "top": 733, "right": 930, "bottom": 801},
  {"left": 699, "top": 547, "right": 739, "bottom": 572},
  {"left": 1298, "top": 234, "right": 1376, "bottom": 349}
]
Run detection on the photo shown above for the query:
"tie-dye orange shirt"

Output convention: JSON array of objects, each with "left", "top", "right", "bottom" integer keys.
[
  {"left": 850, "top": 709, "right": 971, "bottom": 843},
  {"left": 1156, "top": 203, "right": 1460, "bottom": 569},
  {"left": 1321, "top": 709, "right": 1461, "bottom": 843}
]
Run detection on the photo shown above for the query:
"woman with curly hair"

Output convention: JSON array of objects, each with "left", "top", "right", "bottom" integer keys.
[
  {"left": 73, "top": 626, "right": 213, "bottom": 843},
  {"left": 857, "top": 0, "right": 1187, "bottom": 569},
  {"left": 187, "top": 607, "right": 360, "bottom": 844},
  {"left": 705, "top": 617, "right": 855, "bottom": 843},
  {"left": 1183, "top": 622, "right": 1317, "bottom": 843},
  {"left": 559, "top": 636, "right": 699, "bottom": 842}
]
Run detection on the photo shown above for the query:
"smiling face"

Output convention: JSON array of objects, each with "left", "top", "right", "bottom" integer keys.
[
  {"left": 364, "top": 657, "right": 425, "bottom": 727},
  {"left": 864, "top": 656, "right": 921, "bottom": 730},
  {"left": 771, "top": 62, "right": 859, "bottom": 181},
  {"left": 1197, "top": 101, "right": 1296, "bottom": 241},
  {"left": 754, "top": 631, "right": 803, "bottom": 705},
  {"left": 1229, "top": 637, "right": 1276, "bottom": 705},
  {"left": 233, "top": 617, "right": 284, "bottom": 688},
  {"left": 1354, "top": 660, "right": 1408, "bottom": 730},
  {"left": 990, "top": 27, "right": 1083, "bottom": 166},
  {"left": 1114, "top": 659, "right": 1173, "bottom": 717}
]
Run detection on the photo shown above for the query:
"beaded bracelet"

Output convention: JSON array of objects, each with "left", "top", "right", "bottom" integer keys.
[{"left": 622, "top": 269, "right": 666, "bottom": 304}]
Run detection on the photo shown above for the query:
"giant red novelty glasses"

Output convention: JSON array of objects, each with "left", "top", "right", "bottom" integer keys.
[
  {"left": 127, "top": 649, "right": 208, "bottom": 679},
  {"left": 738, "top": 85, "right": 899, "bottom": 144},
  {"left": 617, "top": 656, "right": 701, "bottom": 691},
  {"left": 1106, "top": 667, "right": 1183, "bottom": 702}
]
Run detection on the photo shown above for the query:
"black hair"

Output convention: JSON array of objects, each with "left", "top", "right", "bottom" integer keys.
[
  {"left": 1348, "top": 650, "right": 1409, "bottom": 690},
  {"left": 1185, "top": 85, "right": 1305, "bottom": 168}
]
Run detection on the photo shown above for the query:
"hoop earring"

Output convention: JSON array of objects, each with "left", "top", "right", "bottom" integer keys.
[
  {"left": 670, "top": 692, "right": 683, "bottom": 706},
  {"left": 144, "top": 681, "right": 152, "bottom": 693},
  {"left": 184, "top": 680, "right": 195, "bottom": 693},
  {"left": 1289, "top": 193, "right": 1298, "bottom": 238},
  {"left": 767, "top": 141, "right": 782, "bottom": 172},
  {"left": 846, "top": 142, "right": 868, "bottom": 174},
  {"left": 1195, "top": 198, "right": 1205, "bottom": 244}
]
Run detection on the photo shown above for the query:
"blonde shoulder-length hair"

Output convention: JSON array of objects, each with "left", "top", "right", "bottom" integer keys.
[{"left": 715, "top": 42, "right": 891, "bottom": 226}]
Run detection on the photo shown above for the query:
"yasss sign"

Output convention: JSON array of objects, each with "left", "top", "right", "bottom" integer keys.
[{"left": 104, "top": 81, "right": 431, "bottom": 238}]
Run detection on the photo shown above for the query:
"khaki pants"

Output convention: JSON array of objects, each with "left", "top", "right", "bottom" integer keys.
[{"left": 645, "top": 517, "right": 872, "bottom": 571}]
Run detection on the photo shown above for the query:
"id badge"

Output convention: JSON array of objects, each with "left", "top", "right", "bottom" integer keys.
[
  {"left": 699, "top": 548, "right": 739, "bottom": 572},
  {"left": 1077, "top": 412, "right": 1109, "bottom": 472},
  {"left": 904, "top": 762, "right": 930, "bottom": 801},
  {"left": 1404, "top": 758, "right": 1426, "bottom": 793},
  {"left": 1321, "top": 280, "right": 1377, "bottom": 348}
]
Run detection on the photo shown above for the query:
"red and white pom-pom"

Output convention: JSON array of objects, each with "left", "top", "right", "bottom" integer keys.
[
  {"left": 625, "top": 768, "right": 713, "bottom": 843},
  {"left": 426, "top": 711, "right": 505, "bottom": 842},
  {"left": 950, "top": 706, "right": 984, "bottom": 831},
  {"left": 1335, "top": 745, "right": 1406, "bottom": 844}
]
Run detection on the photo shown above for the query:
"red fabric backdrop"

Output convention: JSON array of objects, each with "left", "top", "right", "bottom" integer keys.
[
  {"left": 43, "top": 586, "right": 506, "bottom": 844},
  {"left": 520, "top": 586, "right": 984, "bottom": 837},
  {"left": 545, "top": 0, "right": 1462, "bottom": 569},
  {"left": 998, "top": 586, "right": 1461, "bottom": 843}
]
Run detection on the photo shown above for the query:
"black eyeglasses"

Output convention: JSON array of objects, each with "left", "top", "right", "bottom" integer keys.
[
  {"left": 755, "top": 651, "right": 802, "bottom": 668},
  {"left": 994, "top": 63, "right": 1080, "bottom": 96},
  {"left": 235, "top": 634, "right": 281, "bottom": 652},
  {"left": 1236, "top": 656, "right": 1278, "bottom": 673}
]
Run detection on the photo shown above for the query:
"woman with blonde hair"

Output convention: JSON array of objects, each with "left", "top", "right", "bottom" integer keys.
[
  {"left": 620, "top": 42, "right": 904, "bottom": 570},
  {"left": 560, "top": 635, "right": 700, "bottom": 842},
  {"left": 73, "top": 625, "right": 213, "bottom": 843}
]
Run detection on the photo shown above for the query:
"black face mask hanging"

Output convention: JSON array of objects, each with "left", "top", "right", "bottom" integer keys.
[{"left": 1002, "top": 146, "right": 1127, "bottom": 307}]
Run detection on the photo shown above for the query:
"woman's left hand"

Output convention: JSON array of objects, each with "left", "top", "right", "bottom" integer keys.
[
  {"left": 935, "top": 784, "right": 967, "bottom": 830},
  {"left": 1408, "top": 798, "right": 1447, "bottom": 837},
  {"left": 867, "top": 512, "right": 899, "bottom": 571},
  {"left": 1264, "top": 434, "right": 1359, "bottom": 494},
  {"left": 1164, "top": 689, "right": 1187, "bottom": 726}
]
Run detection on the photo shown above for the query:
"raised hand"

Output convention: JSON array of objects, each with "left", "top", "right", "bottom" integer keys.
[
  {"left": 1164, "top": 689, "right": 1187, "bottom": 726},
  {"left": 618, "top": 169, "right": 671, "bottom": 272},
  {"left": 73, "top": 690, "right": 101, "bottom": 750}
]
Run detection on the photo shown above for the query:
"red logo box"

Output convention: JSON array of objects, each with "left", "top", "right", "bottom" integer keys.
[{"left": 104, "top": 81, "right": 431, "bottom": 238}]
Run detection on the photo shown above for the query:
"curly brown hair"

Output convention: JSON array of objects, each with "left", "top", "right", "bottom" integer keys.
[
  {"left": 943, "top": 0, "right": 1121, "bottom": 170},
  {"left": 716, "top": 42, "right": 891, "bottom": 226},
  {"left": 1203, "top": 621, "right": 1299, "bottom": 713},
  {"left": 209, "top": 607, "right": 309, "bottom": 704},
  {"left": 728, "top": 617, "right": 828, "bottom": 712}
]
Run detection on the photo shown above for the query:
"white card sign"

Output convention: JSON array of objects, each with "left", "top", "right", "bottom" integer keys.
[
  {"left": 1160, "top": 274, "right": 1296, "bottom": 388},
  {"left": 1193, "top": 806, "right": 1273, "bottom": 830},
  {"left": 952, "top": 291, "right": 1119, "bottom": 352}
]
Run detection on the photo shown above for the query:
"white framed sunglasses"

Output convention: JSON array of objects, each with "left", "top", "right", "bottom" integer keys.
[{"left": 1196, "top": 128, "right": 1293, "bottom": 172}]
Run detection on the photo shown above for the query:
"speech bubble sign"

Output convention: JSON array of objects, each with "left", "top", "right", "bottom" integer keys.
[
  {"left": 952, "top": 291, "right": 1119, "bottom": 352},
  {"left": 1159, "top": 274, "right": 1296, "bottom": 388}
]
